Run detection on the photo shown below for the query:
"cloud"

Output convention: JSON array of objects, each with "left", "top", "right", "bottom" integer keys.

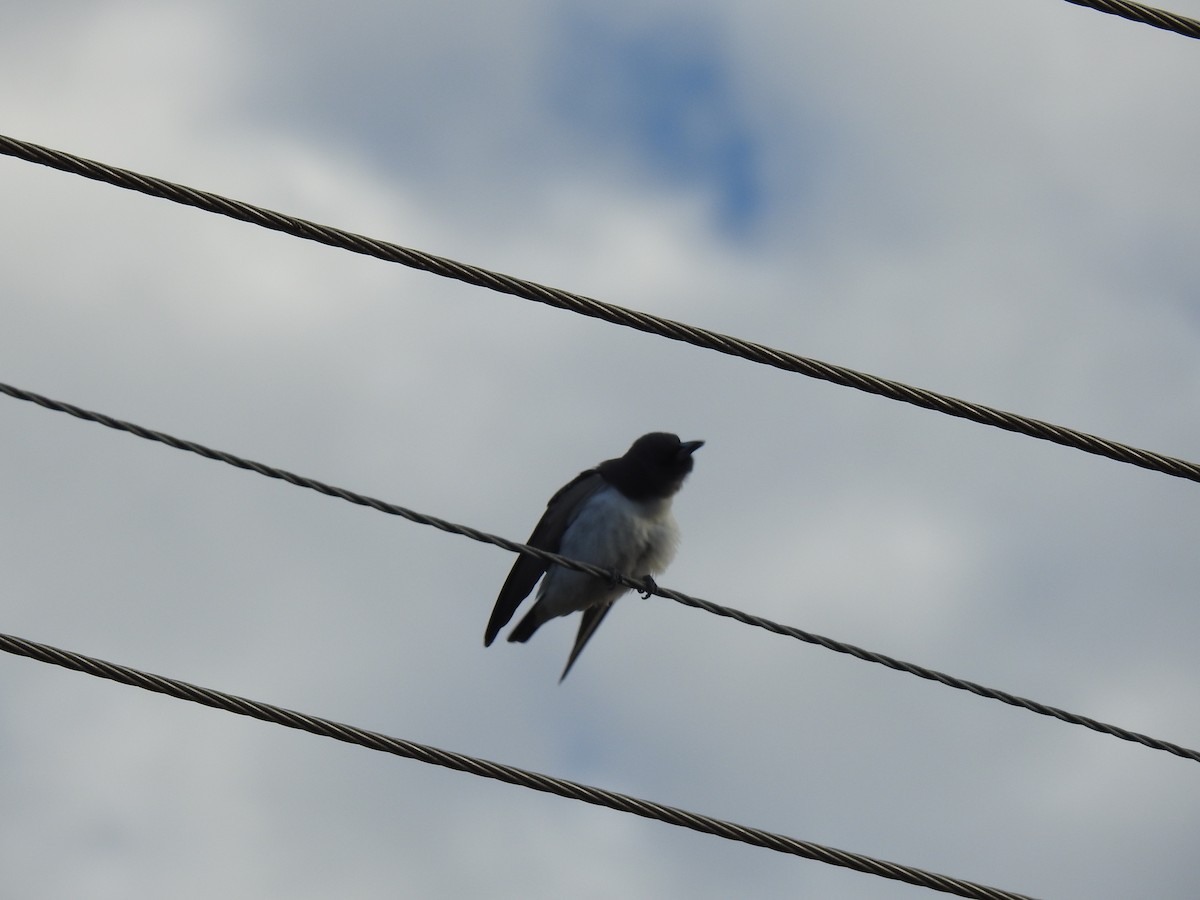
[
  {"left": 547, "top": 10, "right": 764, "bottom": 232},
  {"left": 1, "top": 1, "right": 1199, "bottom": 898}
]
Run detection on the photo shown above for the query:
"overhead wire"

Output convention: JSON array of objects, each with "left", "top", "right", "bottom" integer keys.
[
  {"left": 0, "top": 629, "right": 1039, "bottom": 900},
  {"left": 0, "top": 5, "right": 1193, "bottom": 893},
  {"left": 2, "top": 132, "right": 1199, "bottom": 487},
  {"left": 3, "top": 378, "right": 1197, "bottom": 766},
  {"left": 1057, "top": 0, "right": 1200, "bottom": 38},
  {"left": 0, "top": 7, "right": 1195, "bottom": 890}
]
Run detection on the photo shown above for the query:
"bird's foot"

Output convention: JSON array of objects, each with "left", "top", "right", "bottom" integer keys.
[{"left": 638, "top": 576, "right": 658, "bottom": 599}]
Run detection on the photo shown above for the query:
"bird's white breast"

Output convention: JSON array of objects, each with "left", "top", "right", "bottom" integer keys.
[
  {"left": 565, "top": 487, "right": 680, "bottom": 572},
  {"left": 536, "top": 486, "right": 680, "bottom": 617}
]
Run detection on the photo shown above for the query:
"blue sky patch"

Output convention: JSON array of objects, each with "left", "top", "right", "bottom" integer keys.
[{"left": 549, "top": 13, "right": 764, "bottom": 233}]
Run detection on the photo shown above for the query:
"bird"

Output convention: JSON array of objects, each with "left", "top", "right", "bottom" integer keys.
[{"left": 484, "top": 432, "right": 704, "bottom": 681}]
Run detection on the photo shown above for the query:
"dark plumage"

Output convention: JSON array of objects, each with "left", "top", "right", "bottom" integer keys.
[{"left": 485, "top": 433, "right": 703, "bottom": 680}]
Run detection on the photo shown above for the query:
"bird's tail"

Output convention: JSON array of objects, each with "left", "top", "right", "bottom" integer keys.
[
  {"left": 507, "top": 606, "right": 546, "bottom": 643},
  {"left": 558, "top": 602, "right": 614, "bottom": 683}
]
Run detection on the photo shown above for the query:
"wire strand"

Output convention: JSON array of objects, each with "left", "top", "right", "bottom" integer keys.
[
  {"left": 2, "top": 132, "right": 1198, "bottom": 486},
  {"left": 3, "top": 378, "right": 1197, "bottom": 766},
  {"left": 0, "top": 630, "right": 1040, "bottom": 900},
  {"left": 1059, "top": 0, "right": 1200, "bottom": 38}
]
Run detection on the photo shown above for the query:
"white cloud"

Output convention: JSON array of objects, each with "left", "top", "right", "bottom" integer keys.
[{"left": 2, "top": 1, "right": 1199, "bottom": 898}]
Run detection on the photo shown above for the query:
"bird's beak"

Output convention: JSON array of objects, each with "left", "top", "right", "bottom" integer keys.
[{"left": 680, "top": 440, "right": 705, "bottom": 456}]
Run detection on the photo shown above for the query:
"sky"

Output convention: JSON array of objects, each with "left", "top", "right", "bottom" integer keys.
[{"left": 2, "top": 1, "right": 1199, "bottom": 897}]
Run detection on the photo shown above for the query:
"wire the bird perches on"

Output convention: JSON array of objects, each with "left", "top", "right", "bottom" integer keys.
[{"left": 2, "top": 379, "right": 1197, "bottom": 766}]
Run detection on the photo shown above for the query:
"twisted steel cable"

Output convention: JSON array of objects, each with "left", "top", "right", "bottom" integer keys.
[
  {"left": 0, "top": 631, "right": 1040, "bottom": 900},
  {"left": 2, "top": 133, "right": 1198, "bottom": 486},
  {"left": 3, "top": 379, "right": 1197, "bottom": 766},
  {"left": 1060, "top": 0, "right": 1200, "bottom": 38}
]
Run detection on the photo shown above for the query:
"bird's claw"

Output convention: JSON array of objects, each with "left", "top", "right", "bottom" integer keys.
[{"left": 604, "top": 571, "right": 656, "bottom": 597}]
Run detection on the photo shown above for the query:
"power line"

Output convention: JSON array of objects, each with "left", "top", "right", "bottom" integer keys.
[
  {"left": 0, "top": 14, "right": 1187, "bottom": 894},
  {"left": 3, "top": 378, "right": 1197, "bottom": 766},
  {"left": 2, "top": 132, "right": 1198, "bottom": 487},
  {"left": 1059, "top": 0, "right": 1200, "bottom": 38},
  {"left": 0, "top": 630, "right": 1040, "bottom": 900}
]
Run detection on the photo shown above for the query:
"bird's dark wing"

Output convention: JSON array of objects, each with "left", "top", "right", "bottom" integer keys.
[
  {"left": 558, "top": 601, "right": 614, "bottom": 682},
  {"left": 483, "top": 469, "right": 606, "bottom": 646}
]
